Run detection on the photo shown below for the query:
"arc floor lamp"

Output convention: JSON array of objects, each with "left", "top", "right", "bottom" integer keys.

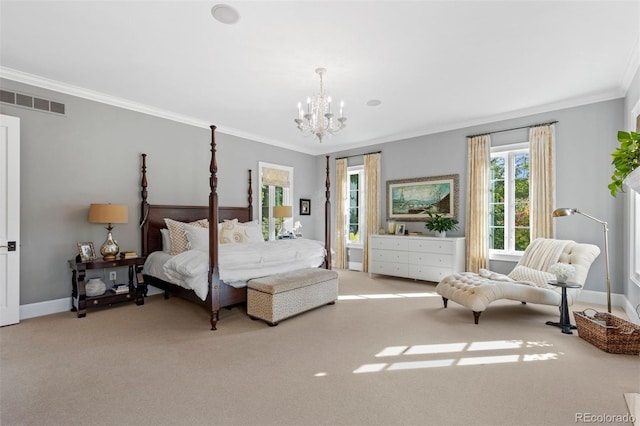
[{"left": 552, "top": 208, "right": 611, "bottom": 312}]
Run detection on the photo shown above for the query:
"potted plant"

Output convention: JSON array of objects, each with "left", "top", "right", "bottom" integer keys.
[
  {"left": 424, "top": 212, "right": 459, "bottom": 237},
  {"left": 609, "top": 130, "right": 640, "bottom": 197}
]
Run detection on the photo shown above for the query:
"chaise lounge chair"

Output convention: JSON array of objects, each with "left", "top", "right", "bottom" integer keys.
[{"left": 434, "top": 238, "right": 600, "bottom": 324}]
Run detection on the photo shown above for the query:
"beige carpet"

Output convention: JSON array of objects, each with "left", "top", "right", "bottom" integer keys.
[{"left": 1, "top": 269, "right": 638, "bottom": 426}]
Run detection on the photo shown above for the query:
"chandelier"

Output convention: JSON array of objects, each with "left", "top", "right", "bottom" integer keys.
[{"left": 294, "top": 67, "right": 346, "bottom": 143}]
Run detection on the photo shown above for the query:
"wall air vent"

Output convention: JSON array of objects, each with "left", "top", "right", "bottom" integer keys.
[{"left": 0, "top": 89, "right": 66, "bottom": 116}]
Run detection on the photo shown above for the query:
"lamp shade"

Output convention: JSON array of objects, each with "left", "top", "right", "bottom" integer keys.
[
  {"left": 552, "top": 208, "right": 576, "bottom": 217},
  {"left": 272, "top": 205, "right": 292, "bottom": 218},
  {"left": 88, "top": 204, "right": 129, "bottom": 224}
]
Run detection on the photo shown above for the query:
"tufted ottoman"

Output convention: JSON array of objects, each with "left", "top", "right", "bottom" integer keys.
[
  {"left": 247, "top": 268, "right": 338, "bottom": 326},
  {"left": 435, "top": 273, "right": 505, "bottom": 324}
]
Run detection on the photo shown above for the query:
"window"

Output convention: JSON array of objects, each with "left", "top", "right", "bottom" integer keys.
[
  {"left": 347, "top": 166, "right": 364, "bottom": 245},
  {"left": 490, "top": 143, "right": 530, "bottom": 256},
  {"left": 259, "top": 162, "right": 293, "bottom": 241}
]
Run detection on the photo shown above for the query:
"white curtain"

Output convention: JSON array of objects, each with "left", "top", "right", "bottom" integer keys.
[
  {"left": 334, "top": 158, "right": 348, "bottom": 269},
  {"left": 529, "top": 124, "right": 556, "bottom": 239},
  {"left": 363, "top": 153, "right": 381, "bottom": 272},
  {"left": 466, "top": 135, "right": 491, "bottom": 272}
]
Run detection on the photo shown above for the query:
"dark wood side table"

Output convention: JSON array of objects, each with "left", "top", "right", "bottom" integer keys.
[
  {"left": 69, "top": 256, "right": 147, "bottom": 318},
  {"left": 545, "top": 281, "right": 582, "bottom": 334}
]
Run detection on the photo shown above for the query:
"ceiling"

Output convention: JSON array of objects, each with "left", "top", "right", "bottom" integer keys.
[{"left": 1, "top": 1, "right": 639, "bottom": 155}]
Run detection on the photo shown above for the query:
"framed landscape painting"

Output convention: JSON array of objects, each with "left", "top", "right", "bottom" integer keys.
[{"left": 386, "top": 174, "right": 459, "bottom": 221}]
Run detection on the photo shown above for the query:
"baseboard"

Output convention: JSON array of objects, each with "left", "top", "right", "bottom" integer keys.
[
  {"left": 20, "top": 297, "right": 72, "bottom": 320},
  {"left": 348, "top": 262, "right": 363, "bottom": 272},
  {"left": 623, "top": 298, "right": 640, "bottom": 325},
  {"left": 18, "top": 286, "right": 164, "bottom": 320},
  {"left": 577, "top": 290, "right": 638, "bottom": 323}
]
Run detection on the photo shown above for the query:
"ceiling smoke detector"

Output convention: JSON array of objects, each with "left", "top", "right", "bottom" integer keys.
[{"left": 211, "top": 4, "right": 240, "bottom": 24}]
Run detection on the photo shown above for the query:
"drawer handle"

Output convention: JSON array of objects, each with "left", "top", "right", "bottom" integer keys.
[
  {"left": 93, "top": 300, "right": 99, "bottom": 305},
  {"left": 126, "top": 294, "right": 131, "bottom": 299}
]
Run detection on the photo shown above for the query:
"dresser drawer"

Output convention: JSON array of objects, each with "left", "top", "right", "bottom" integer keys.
[
  {"left": 409, "top": 265, "right": 451, "bottom": 282},
  {"left": 369, "top": 236, "right": 409, "bottom": 251},
  {"left": 371, "top": 249, "right": 409, "bottom": 264},
  {"left": 370, "top": 261, "right": 409, "bottom": 278},
  {"left": 408, "top": 239, "right": 454, "bottom": 254},
  {"left": 409, "top": 252, "right": 453, "bottom": 268}
]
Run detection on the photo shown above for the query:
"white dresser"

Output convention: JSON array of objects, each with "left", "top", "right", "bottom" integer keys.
[{"left": 368, "top": 234, "right": 465, "bottom": 282}]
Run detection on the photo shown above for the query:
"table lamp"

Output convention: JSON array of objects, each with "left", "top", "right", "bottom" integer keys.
[
  {"left": 552, "top": 207, "right": 610, "bottom": 312},
  {"left": 89, "top": 203, "right": 129, "bottom": 260},
  {"left": 273, "top": 205, "right": 292, "bottom": 237}
]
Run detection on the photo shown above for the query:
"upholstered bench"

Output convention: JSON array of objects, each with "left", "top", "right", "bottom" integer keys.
[{"left": 247, "top": 268, "right": 338, "bottom": 326}]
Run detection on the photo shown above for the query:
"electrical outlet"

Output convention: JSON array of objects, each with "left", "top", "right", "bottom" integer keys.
[{"left": 109, "top": 271, "right": 117, "bottom": 281}]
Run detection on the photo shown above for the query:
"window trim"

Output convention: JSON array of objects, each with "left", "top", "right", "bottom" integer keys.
[
  {"left": 346, "top": 165, "right": 364, "bottom": 247},
  {"left": 258, "top": 162, "right": 293, "bottom": 241},
  {"left": 489, "top": 142, "right": 530, "bottom": 259},
  {"left": 630, "top": 102, "right": 640, "bottom": 288},
  {"left": 632, "top": 192, "right": 640, "bottom": 287}
]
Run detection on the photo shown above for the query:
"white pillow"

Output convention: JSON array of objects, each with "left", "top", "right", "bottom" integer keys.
[
  {"left": 508, "top": 265, "right": 557, "bottom": 289},
  {"left": 242, "top": 220, "right": 264, "bottom": 243},
  {"left": 160, "top": 228, "right": 171, "bottom": 253},
  {"left": 184, "top": 223, "right": 209, "bottom": 252}
]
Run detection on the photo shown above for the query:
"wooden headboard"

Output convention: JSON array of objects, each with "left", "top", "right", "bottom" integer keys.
[{"left": 141, "top": 204, "right": 252, "bottom": 256}]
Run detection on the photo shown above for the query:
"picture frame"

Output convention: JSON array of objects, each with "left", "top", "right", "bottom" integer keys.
[
  {"left": 77, "top": 242, "right": 96, "bottom": 262},
  {"left": 386, "top": 174, "right": 459, "bottom": 222},
  {"left": 395, "top": 223, "right": 406, "bottom": 235},
  {"left": 300, "top": 198, "right": 311, "bottom": 216}
]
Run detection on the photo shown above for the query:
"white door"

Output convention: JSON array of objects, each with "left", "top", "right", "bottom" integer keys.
[{"left": 0, "top": 114, "right": 20, "bottom": 326}]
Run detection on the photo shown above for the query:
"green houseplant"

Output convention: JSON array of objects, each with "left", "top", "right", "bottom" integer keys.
[
  {"left": 424, "top": 212, "right": 459, "bottom": 237},
  {"left": 608, "top": 131, "right": 640, "bottom": 197}
]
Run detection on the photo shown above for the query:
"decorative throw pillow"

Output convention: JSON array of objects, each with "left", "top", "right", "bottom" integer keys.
[
  {"left": 508, "top": 265, "right": 557, "bottom": 289},
  {"left": 219, "top": 219, "right": 264, "bottom": 244},
  {"left": 164, "top": 218, "right": 208, "bottom": 255},
  {"left": 219, "top": 219, "right": 239, "bottom": 244}
]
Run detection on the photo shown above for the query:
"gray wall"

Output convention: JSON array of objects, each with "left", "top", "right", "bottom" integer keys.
[
  {"left": 325, "top": 99, "right": 625, "bottom": 296},
  {"left": 0, "top": 78, "right": 319, "bottom": 305},
  {"left": 1, "top": 76, "right": 631, "bottom": 307}
]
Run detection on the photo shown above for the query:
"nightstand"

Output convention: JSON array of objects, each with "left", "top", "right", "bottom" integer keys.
[{"left": 69, "top": 256, "right": 147, "bottom": 318}]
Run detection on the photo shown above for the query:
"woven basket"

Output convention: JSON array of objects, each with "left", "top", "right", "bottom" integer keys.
[{"left": 573, "top": 309, "right": 640, "bottom": 355}]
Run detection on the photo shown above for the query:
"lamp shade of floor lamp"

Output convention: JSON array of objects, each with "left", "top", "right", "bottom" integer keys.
[
  {"left": 89, "top": 203, "right": 129, "bottom": 260},
  {"left": 552, "top": 207, "right": 611, "bottom": 312}
]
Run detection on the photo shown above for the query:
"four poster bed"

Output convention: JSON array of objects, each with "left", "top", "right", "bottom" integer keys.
[{"left": 139, "top": 125, "right": 332, "bottom": 330}]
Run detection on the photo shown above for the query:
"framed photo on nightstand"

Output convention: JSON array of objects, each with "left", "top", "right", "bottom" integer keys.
[{"left": 77, "top": 242, "right": 96, "bottom": 262}]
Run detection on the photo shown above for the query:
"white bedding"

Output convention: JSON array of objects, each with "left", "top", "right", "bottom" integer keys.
[{"left": 143, "top": 238, "right": 326, "bottom": 301}]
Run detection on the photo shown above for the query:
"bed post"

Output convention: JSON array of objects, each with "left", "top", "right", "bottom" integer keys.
[
  {"left": 140, "top": 153, "right": 149, "bottom": 256},
  {"left": 324, "top": 155, "right": 332, "bottom": 270},
  {"left": 209, "top": 125, "right": 221, "bottom": 330}
]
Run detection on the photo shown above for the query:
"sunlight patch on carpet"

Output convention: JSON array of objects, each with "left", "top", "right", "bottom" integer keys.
[{"left": 355, "top": 339, "right": 561, "bottom": 373}]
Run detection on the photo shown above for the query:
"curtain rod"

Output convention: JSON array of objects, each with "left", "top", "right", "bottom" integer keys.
[
  {"left": 335, "top": 150, "right": 382, "bottom": 160},
  {"left": 466, "top": 120, "right": 558, "bottom": 139}
]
